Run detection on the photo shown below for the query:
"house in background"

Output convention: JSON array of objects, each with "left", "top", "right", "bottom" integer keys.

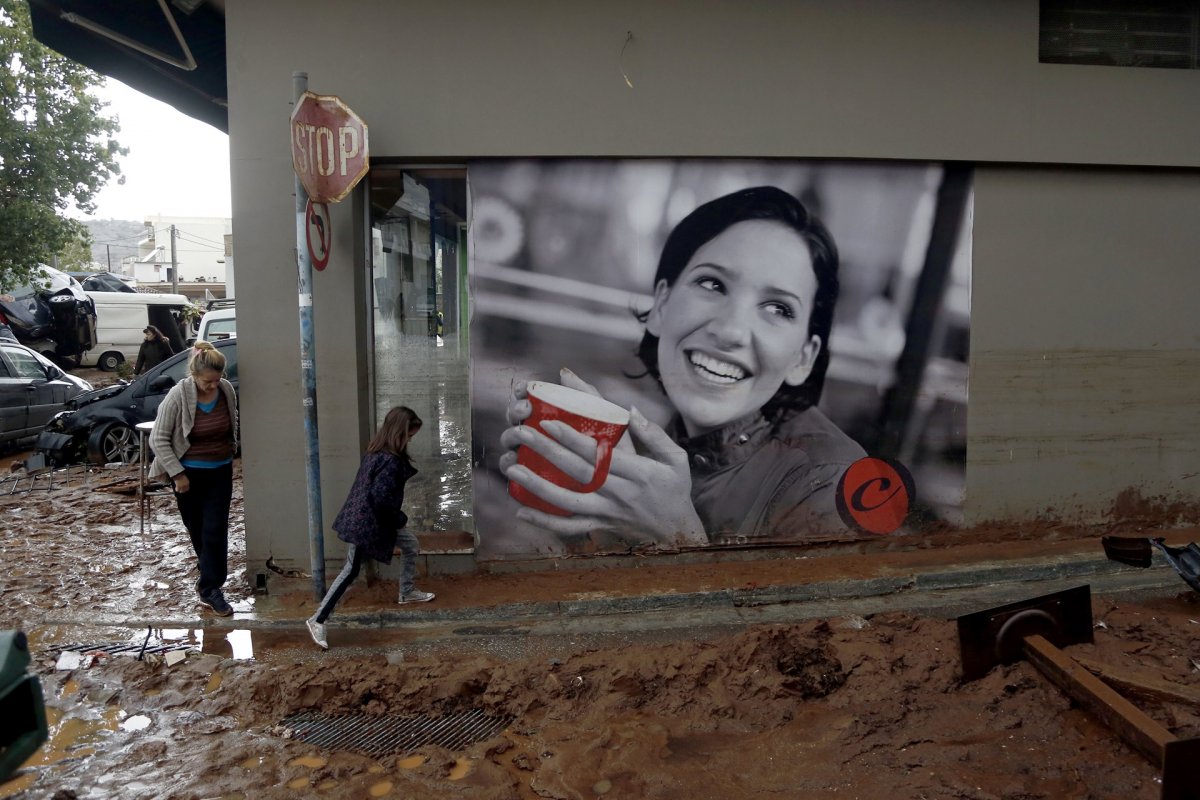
[{"left": 120, "top": 215, "right": 232, "bottom": 285}]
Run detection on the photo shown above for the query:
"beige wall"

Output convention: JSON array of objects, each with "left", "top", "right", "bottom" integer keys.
[
  {"left": 969, "top": 167, "right": 1200, "bottom": 522},
  {"left": 226, "top": 0, "right": 1200, "bottom": 567}
]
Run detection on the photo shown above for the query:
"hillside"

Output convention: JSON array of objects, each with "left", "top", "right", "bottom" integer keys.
[{"left": 81, "top": 218, "right": 145, "bottom": 269}]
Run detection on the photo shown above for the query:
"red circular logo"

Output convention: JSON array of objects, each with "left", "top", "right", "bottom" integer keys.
[{"left": 835, "top": 457, "right": 914, "bottom": 535}]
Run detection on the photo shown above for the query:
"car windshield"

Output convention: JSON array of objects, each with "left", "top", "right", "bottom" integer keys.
[
  {"left": 152, "top": 342, "right": 237, "bottom": 384},
  {"left": 206, "top": 319, "right": 236, "bottom": 338}
]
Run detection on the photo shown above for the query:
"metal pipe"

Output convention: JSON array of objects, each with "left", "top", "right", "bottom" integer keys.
[{"left": 293, "top": 71, "right": 326, "bottom": 599}]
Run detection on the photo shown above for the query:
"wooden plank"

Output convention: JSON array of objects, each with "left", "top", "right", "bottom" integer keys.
[
  {"left": 1074, "top": 655, "right": 1200, "bottom": 709},
  {"left": 1022, "top": 635, "right": 1174, "bottom": 765}
]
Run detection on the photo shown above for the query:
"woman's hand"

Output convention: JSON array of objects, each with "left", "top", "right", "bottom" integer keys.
[
  {"left": 173, "top": 474, "right": 190, "bottom": 494},
  {"left": 500, "top": 394, "right": 707, "bottom": 547}
]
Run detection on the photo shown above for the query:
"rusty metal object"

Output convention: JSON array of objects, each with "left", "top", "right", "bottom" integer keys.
[
  {"left": 958, "top": 585, "right": 1200, "bottom": 800},
  {"left": 1102, "top": 535, "right": 1154, "bottom": 568},
  {"left": 277, "top": 708, "right": 513, "bottom": 757},
  {"left": 1101, "top": 535, "right": 1200, "bottom": 593},
  {"left": 956, "top": 584, "right": 1093, "bottom": 681}
]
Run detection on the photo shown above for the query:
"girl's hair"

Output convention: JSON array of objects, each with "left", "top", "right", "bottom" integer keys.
[
  {"left": 188, "top": 340, "right": 226, "bottom": 377},
  {"left": 634, "top": 185, "right": 840, "bottom": 420},
  {"left": 368, "top": 406, "right": 423, "bottom": 463},
  {"left": 144, "top": 324, "right": 165, "bottom": 341}
]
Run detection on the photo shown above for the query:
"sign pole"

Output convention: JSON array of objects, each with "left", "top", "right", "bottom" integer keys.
[{"left": 293, "top": 71, "right": 326, "bottom": 600}]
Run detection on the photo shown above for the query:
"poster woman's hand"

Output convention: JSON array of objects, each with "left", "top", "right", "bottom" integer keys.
[{"left": 500, "top": 405, "right": 707, "bottom": 546}]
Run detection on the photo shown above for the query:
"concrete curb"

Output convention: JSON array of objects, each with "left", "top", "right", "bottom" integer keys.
[{"left": 37, "top": 553, "right": 1191, "bottom": 633}]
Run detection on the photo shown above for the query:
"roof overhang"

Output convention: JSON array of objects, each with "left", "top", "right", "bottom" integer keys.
[{"left": 27, "top": 0, "right": 228, "bottom": 132}]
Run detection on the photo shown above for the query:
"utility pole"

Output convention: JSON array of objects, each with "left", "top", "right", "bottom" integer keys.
[
  {"left": 170, "top": 225, "right": 179, "bottom": 293},
  {"left": 106, "top": 244, "right": 112, "bottom": 272}
]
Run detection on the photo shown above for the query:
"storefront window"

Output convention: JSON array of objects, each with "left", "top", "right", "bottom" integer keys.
[{"left": 368, "top": 167, "right": 472, "bottom": 537}]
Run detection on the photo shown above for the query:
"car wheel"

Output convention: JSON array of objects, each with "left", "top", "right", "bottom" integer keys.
[
  {"left": 86, "top": 423, "right": 140, "bottom": 465},
  {"left": 98, "top": 351, "right": 124, "bottom": 371}
]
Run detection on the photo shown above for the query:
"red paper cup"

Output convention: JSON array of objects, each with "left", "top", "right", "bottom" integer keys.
[{"left": 509, "top": 381, "right": 631, "bottom": 516}]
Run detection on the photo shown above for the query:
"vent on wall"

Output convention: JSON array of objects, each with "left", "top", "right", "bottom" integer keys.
[{"left": 1040, "top": 1, "right": 1200, "bottom": 69}]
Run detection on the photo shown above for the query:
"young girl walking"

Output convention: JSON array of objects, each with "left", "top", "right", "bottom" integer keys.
[{"left": 306, "top": 406, "right": 435, "bottom": 649}]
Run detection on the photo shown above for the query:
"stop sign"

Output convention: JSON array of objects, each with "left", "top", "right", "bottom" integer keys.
[{"left": 290, "top": 91, "right": 369, "bottom": 203}]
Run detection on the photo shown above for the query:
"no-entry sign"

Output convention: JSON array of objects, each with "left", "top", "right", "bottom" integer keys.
[{"left": 291, "top": 91, "right": 369, "bottom": 203}]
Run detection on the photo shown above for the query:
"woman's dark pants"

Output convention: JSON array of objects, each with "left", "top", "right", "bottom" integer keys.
[{"left": 173, "top": 463, "right": 233, "bottom": 597}]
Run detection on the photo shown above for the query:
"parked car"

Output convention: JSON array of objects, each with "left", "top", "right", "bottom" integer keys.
[
  {"left": 36, "top": 337, "right": 237, "bottom": 465},
  {"left": 196, "top": 298, "right": 235, "bottom": 343},
  {"left": 0, "top": 341, "right": 93, "bottom": 450}
]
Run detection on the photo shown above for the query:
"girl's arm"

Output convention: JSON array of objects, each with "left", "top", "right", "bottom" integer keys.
[{"left": 369, "top": 456, "right": 410, "bottom": 530}]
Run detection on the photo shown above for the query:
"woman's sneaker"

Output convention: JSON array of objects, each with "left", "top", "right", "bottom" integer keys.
[
  {"left": 198, "top": 590, "right": 233, "bottom": 617},
  {"left": 399, "top": 589, "right": 435, "bottom": 604},
  {"left": 306, "top": 617, "right": 328, "bottom": 650}
]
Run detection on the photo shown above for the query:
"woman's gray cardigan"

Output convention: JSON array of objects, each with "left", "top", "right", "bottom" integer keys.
[{"left": 148, "top": 376, "right": 239, "bottom": 480}]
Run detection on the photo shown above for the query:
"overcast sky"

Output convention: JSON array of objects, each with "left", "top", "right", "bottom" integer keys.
[{"left": 72, "top": 77, "right": 232, "bottom": 222}]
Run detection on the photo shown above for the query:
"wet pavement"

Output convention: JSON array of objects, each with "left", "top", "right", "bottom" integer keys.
[{"left": 3, "top": 453, "right": 1194, "bottom": 656}]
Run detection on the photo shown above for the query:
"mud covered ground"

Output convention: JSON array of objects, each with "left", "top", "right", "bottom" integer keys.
[
  {"left": 2, "top": 451, "right": 1200, "bottom": 799},
  {"left": 4, "top": 597, "right": 1199, "bottom": 800}
]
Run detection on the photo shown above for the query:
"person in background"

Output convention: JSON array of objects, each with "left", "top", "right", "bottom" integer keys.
[
  {"left": 135, "top": 325, "right": 174, "bottom": 375},
  {"left": 306, "top": 405, "right": 435, "bottom": 650},
  {"left": 149, "top": 341, "right": 238, "bottom": 616}
]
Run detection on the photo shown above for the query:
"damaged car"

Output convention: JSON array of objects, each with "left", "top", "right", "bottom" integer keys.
[
  {"left": 0, "top": 265, "right": 98, "bottom": 366},
  {"left": 36, "top": 337, "right": 237, "bottom": 465}
]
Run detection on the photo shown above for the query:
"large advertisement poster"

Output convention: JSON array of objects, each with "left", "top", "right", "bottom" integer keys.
[{"left": 470, "top": 160, "right": 971, "bottom": 559}]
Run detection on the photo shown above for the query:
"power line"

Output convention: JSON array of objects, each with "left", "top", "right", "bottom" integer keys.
[{"left": 174, "top": 229, "right": 228, "bottom": 247}]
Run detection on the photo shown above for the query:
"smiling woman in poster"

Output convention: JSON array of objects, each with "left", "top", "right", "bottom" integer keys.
[{"left": 500, "top": 186, "right": 865, "bottom": 547}]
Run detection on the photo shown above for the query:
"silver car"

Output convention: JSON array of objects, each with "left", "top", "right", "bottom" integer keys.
[{"left": 0, "top": 342, "right": 92, "bottom": 449}]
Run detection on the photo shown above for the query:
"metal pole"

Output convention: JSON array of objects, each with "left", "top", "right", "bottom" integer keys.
[
  {"left": 293, "top": 71, "right": 326, "bottom": 599},
  {"left": 170, "top": 225, "right": 179, "bottom": 293}
]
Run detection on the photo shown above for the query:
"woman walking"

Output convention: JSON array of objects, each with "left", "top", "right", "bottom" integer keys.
[
  {"left": 135, "top": 325, "right": 175, "bottom": 375},
  {"left": 306, "top": 406, "right": 435, "bottom": 650},
  {"left": 149, "top": 341, "right": 238, "bottom": 616}
]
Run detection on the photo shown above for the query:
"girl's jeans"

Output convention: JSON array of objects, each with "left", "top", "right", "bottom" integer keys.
[
  {"left": 396, "top": 527, "right": 419, "bottom": 597},
  {"left": 312, "top": 529, "right": 421, "bottom": 622}
]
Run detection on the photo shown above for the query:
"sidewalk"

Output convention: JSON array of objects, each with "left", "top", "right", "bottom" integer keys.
[{"left": 38, "top": 528, "right": 1198, "bottom": 634}]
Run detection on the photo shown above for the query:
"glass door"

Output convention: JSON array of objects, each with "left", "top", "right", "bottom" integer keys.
[{"left": 368, "top": 166, "right": 472, "bottom": 537}]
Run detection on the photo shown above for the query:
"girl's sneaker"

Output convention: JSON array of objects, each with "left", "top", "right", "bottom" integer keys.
[
  {"left": 306, "top": 617, "right": 328, "bottom": 649},
  {"left": 399, "top": 589, "right": 436, "bottom": 604}
]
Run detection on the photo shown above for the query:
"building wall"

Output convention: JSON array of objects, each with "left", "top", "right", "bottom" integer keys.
[
  {"left": 125, "top": 215, "right": 232, "bottom": 283},
  {"left": 225, "top": 0, "right": 1200, "bottom": 567}
]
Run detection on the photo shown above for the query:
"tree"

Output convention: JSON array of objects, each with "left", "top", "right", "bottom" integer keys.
[
  {"left": 0, "top": 0, "right": 125, "bottom": 291},
  {"left": 56, "top": 230, "right": 94, "bottom": 271}
]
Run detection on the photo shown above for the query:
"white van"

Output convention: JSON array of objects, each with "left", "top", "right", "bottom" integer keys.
[{"left": 81, "top": 291, "right": 193, "bottom": 371}]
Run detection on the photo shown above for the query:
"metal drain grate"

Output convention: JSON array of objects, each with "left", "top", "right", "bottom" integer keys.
[
  {"left": 57, "top": 641, "right": 196, "bottom": 657},
  {"left": 278, "top": 709, "right": 514, "bottom": 756}
]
